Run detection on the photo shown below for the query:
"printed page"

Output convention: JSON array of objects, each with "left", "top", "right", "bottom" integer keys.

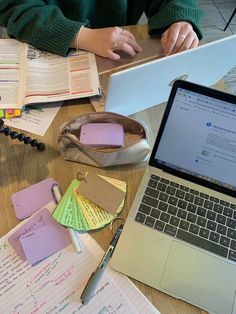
[
  {"left": 0, "top": 39, "right": 27, "bottom": 109},
  {"left": 0, "top": 229, "right": 159, "bottom": 313},
  {"left": 4, "top": 102, "right": 62, "bottom": 136},
  {"left": 24, "top": 48, "right": 100, "bottom": 105}
]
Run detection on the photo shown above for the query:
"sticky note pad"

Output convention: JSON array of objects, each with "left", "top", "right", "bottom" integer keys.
[
  {"left": 19, "top": 224, "right": 70, "bottom": 265},
  {"left": 77, "top": 172, "right": 125, "bottom": 214}
]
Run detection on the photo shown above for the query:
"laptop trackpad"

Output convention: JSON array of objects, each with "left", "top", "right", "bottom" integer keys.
[{"left": 160, "top": 241, "right": 236, "bottom": 314}]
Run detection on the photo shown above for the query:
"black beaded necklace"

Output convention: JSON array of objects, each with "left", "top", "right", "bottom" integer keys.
[{"left": 0, "top": 119, "right": 45, "bottom": 151}]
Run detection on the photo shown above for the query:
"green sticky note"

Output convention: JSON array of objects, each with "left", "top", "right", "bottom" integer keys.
[
  {"left": 72, "top": 196, "right": 89, "bottom": 231},
  {"left": 53, "top": 179, "right": 80, "bottom": 226},
  {"left": 0, "top": 109, "right": 5, "bottom": 118}
]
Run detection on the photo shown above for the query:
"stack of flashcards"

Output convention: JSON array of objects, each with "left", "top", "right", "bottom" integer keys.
[{"left": 53, "top": 173, "right": 126, "bottom": 231}]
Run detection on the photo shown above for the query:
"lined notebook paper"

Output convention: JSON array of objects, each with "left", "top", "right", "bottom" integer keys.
[{"left": 0, "top": 222, "right": 160, "bottom": 313}]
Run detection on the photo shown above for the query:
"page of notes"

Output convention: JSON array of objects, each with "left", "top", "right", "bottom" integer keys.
[{"left": 0, "top": 232, "right": 159, "bottom": 314}]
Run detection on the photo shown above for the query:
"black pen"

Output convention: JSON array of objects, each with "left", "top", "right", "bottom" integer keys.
[{"left": 80, "top": 224, "right": 124, "bottom": 304}]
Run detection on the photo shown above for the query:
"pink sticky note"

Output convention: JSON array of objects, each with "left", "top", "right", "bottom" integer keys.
[
  {"left": 8, "top": 208, "right": 71, "bottom": 261},
  {"left": 19, "top": 223, "right": 71, "bottom": 265}
]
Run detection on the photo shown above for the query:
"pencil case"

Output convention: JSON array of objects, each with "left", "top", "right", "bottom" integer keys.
[{"left": 58, "top": 112, "right": 150, "bottom": 168}]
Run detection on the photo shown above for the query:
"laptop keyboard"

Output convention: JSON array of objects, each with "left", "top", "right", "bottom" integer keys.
[{"left": 135, "top": 174, "right": 236, "bottom": 262}]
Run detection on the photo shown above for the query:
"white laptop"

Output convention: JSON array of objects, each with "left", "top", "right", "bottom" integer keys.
[
  {"left": 110, "top": 79, "right": 236, "bottom": 314},
  {"left": 105, "top": 35, "right": 236, "bottom": 116}
]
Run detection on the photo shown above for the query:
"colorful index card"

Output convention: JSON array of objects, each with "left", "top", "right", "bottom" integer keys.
[
  {"left": 19, "top": 223, "right": 71, "bottom": 265},
  {"left": 53, "top": 175, "right": 126, "bottom": 232},
  {"left": 8, "top": 207, "right": 71, "bottom": 261},
  {"left": 11, "top": 178, "right": 57, "bottom": 219}
]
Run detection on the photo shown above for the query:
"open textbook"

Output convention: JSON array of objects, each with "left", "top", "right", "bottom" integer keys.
[
  {"left": 0, "top": 39, "right": 100, "bottom": 110},
  {"left": 0, "top": 217, "right": 160, "bottom": 314}
]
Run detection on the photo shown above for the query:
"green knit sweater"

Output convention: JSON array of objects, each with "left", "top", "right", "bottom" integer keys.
[{"left": 0, "top": 0, "right": 203, "bottom": 56}]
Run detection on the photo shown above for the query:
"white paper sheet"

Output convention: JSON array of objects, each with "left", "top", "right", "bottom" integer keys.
[
  {"left": 0, "top": 227, "right": 160, "bottom": 314},
  {"left": 4, "top": 102, "right": 62, "bottom": 136}
]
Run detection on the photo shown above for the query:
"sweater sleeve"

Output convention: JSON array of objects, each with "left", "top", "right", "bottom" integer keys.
[
  {"left": 145, "top": 0, "right": 203, "bottom": 40},
  {"left": 0, "top": 1, "right": 87, "bottom": 56}
]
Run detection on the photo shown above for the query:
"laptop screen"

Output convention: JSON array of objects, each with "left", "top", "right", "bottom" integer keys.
[{"left": 151, "top": 80, "right": 236, "bottom": 194}]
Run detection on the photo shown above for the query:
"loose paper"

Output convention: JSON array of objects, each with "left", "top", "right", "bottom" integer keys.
[{"left": 0, "top": 231, "right": 160, "bottom": 313}]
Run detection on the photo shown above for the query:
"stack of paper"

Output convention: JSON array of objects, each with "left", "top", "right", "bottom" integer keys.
[
  {"left": 53, "top": 176, "right": 126, "bottom": 231},
  {"left": 1, "top": 230, "right": 160, "bottom": 313}
]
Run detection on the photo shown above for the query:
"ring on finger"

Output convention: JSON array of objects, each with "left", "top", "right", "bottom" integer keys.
[
  {"left": 112, "top": 40, "right": 118, "bottom": 50},
  {"left": 179, "top": 34, "right": 186, "bottom": 40}
]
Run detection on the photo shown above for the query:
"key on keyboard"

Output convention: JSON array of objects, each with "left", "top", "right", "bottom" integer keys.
[{"left": 135, "top": 174, "right": 236, "bottom": 262}]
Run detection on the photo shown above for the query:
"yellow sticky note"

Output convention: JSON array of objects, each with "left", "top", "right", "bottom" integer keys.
[
  {"left": 14, "top": 109, "right": 22, "bottom": 116},
  {"left": 75, "top": 193, "right": 115, "bottom": 230}
]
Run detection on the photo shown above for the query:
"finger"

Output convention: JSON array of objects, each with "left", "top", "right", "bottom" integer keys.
[
  {"left": 163, "top": 30, "right": 180, "bottom": 55},
  {"left": 171, "top": 32, "right": 189, "bottom": 54},
  {"left": 121, "top": 29, "right": 136, "bottom": 41},
  {"left": 122, "top": 36, "right": 142, "bottom": 52},
  {"left": 177, "top": 34, "right": 198, "bottom": 53},
  {"left": 189, "top": 37, "right": 199, "bottom": 49},
  {"left": 123, "top": 31, "right": 143, "bottom": 52},
  {"left": 161, "top": 32, "right": 169, "bottom": 54},
  {"left": 175, "top": 35, "right": 191, "bottom": 53},
  {"left": 107, "top": 49, "right": 121, "bottom": 60},
  {"left": 118, "top": 41, "right": 136, "bottom": 56}
]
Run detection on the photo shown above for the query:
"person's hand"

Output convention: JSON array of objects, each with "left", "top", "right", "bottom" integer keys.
[
  {"left": 78, "top": 26, "right": 142, "bottom": 60},
  {"left": 161, "top": 21, "right": 199, "bottom": 56}
]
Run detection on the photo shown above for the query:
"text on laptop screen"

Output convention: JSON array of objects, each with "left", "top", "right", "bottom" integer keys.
[{"left": 154, "top": 87, "right": 236, "bottom": 191}]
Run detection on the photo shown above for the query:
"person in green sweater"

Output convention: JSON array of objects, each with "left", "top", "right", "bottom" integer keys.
[{"left": 0, "top": 1, "right": 203, "bottom": 60}]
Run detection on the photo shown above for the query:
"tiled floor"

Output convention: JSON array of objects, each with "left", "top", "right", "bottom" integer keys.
[
  {"left": 199, "top": 0, "right": 236, "bottom": 42},
  {"left": 139, "top": 0, "right": 236, "bottom": 42}
]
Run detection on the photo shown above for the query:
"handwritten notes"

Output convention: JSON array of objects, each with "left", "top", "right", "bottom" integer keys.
[
  {"left": 8, "top": 208, "right": 71, "bottom": 263},
  {"left": 0, "top": 231, "right": 159, "bottom": 313}
]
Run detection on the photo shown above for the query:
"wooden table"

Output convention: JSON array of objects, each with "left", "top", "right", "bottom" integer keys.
[{"left": 1, "top": 24, "right": 234, "bottom": 314}]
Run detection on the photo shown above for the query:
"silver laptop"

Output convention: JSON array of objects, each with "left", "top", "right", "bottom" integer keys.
[
  {"left": 105, "top": 35, "right": 236, "bottom": 116},
  {"left": 110, "top": 80, "right": 236, "bottom": 314}
]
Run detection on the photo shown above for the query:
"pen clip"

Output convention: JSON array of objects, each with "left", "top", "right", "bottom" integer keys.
[
  {"left": 110, "top": 224, "right": 124, "bottom": 247},
  {"left": 51, "top": 182, "right": 62, "bottom": 204}
]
